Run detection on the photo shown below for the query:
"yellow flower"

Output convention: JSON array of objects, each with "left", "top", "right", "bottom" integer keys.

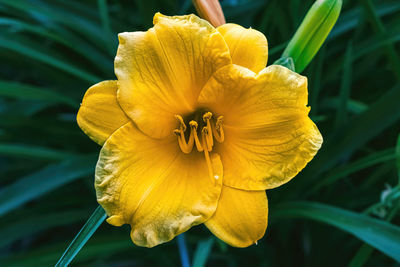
[{"left": 77, "top": 13, "right": 322, "bottom": 248}]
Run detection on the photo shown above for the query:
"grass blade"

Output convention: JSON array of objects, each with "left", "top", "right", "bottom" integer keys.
[
  {"left": 0, "top": 155, "right": 96, "bottom": 216},
  {"left": 192, "top": 238, "right": 214, "bottom": 267},
  {"left": 0, "top": 35, "right": 100, "bottom": 83},
  {"left": 0, "top": 80, "right": 77, "bottom": 107},
  {"left": 335, "top": 42, "right": 353, "bottom": 127},
  {"left": 308, "top": 148, "right": 396, "bottom": 194},
  {"left": 97, "top": 0, "right": 116, "bottom": 54},
  {"left": 55, "top": 205, "right": 106, "bottom": 267},
  {"left": 361, "top": 0, "right": 400, "bottom": 81},
  {"left": 396, "top": 134, "right": 400, "bottom": 182},
  {"left": 0, "top": 143, "right": 76, "bottom": 160},
  {"left": 297, "top": 84, "right": 400, "bottom": 191},
  {"left": 0, "top": 234, "right": 132, "bottom": 267},
  {"left": 348, "top": 244, "right": 374, "bottom": 267},
  {"left": 177, "top": 234, "right": 190, "bottom": 267},
  {"left": 322, "top": 97, "right": 368, "bottom": 114},
  {"left": 0, "top": 18, "right": 111, "bottom": 73},
  {"left": 0, "top": 210, "right": 87, "bottom": 248},
  {"left": 273, "top": 201, "right": 400, "bottom": 262}
]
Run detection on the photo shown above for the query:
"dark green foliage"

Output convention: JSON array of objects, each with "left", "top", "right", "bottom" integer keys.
[{"left": 0, "top": 0, "right": 399, "bottom": 266}]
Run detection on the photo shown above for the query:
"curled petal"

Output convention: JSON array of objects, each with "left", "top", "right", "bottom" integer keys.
[
  {"left": 115, "top": 13, "right": 231, "bottom": 139},
  {"left": 198, "top": 64, "right": 323, "bottom": 190},
  {"left": 77, "top": 80, "right": 130, "bottom": 145},
  {"left": 205, "top": 186, "right": 268, "bottom": 247},
  {"left": 218, "top": 23, "right": 268, "bottom": 73},
  {"left": 95, "top": 122, "right": 223, "bottom": 247}
]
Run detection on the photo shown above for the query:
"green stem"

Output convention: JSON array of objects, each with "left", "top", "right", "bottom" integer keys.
[{"left": 55, "top": 205, "right": 106, "bottom": 267}]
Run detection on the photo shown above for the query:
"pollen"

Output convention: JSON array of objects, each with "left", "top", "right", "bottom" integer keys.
[{"left": 174, "top": 111, "right": 225, "bottom": 179}]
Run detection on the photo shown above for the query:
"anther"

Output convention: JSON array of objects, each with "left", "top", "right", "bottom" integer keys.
[
  {"left": 175, "top": 114, "right": 186, "bottom": 132},
  {"left": 189, "top": 121, "right": 198, "bottom": 129},
  {"left": 213, "top": 116, "right": 224, "bottom": 143},
  {"left": 174, "top": 112, "right": 225, "bottom": 154},
  {"left": 203, "top": 112, "right": 214, "bottom": 148},
  {"left": 202, "top": 112, "right": 212, "bottom": 122},
  {"left": 174, "top": 115, "right": 193, "bottom": 154},
  {"left": 189, "top": 120, "right": 203, "bottom": 152},
  {"left": 173, "top": 112, "right": 225, "bottom": 181}
]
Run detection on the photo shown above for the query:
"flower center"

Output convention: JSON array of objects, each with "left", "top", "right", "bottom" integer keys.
[{"left": 173, "top": 111, "right": 224, "bottom": 179}]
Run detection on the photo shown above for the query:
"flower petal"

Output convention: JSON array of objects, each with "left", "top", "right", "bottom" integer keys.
[
  {"left": 95, "top": 122, "right": 223, "bottom": 247},
  {"left": 205, "top": 186, "right": 268, "bottom": 247},
  {"left": 77, "top": 80, "right": 130, "bottom": 145},
  {"left": 217, "top": 23, "right": 268, "bottom": 73},
  {"left": 115, "top": 13, "right": 231, "bottom": 139},
  {"left": 198, "top": 64, "right": 323, "bottom": 190}
]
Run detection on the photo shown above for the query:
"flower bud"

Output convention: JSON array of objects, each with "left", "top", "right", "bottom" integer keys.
[
  {"left": 192, "top": 0, "right": 226, "bottom": 27},
  {"left": 282, "top": 0, "right": 342, "bottom": 73}
]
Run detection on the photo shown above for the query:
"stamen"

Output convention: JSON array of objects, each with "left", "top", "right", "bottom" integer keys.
[
  {"left": 174, "top": 115, "right": 193, "bottom": 154},
  {"left": 174, "top": 130, "right": 193, "bottom": 154},
  {"left": 201, "top": 127, "right": 214, "bottom": 180},
  {"left": 212, "top": 116, "right": 224, "bottom": 143},
  {"left": 202, "top": 127, "right": 213, "bottom": 152},
  {"left": 173, "top": 112, "right": 225, "bottom": 181},
  {"left": 174, "top": 112, "right": 224, "bottom": 154},
  {"left": 190, "top": 121, "right": 203, "bottom": 152},
  {"left": 175, "top": 115, "right": 186, "bottom": 132},
  {"left": 203, "top": 112, "right": 214, "bottom": 148}
]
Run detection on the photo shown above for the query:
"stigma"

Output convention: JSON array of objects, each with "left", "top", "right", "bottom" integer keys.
[{"left": 173, "top": 111, "right": 224, "bottom": 179}]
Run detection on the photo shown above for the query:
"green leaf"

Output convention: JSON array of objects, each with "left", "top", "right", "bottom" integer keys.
[
  {"left": 0, "top": 0, "right": 112, "bottom": 55},
  {"left": 297, "top": 84, "right": 400, "bottom": 191},
  {"left": 0, "top": 18, "right": 112, "bottom": 73},
  {"left": 0, "top": 234, "right": 132, "bottom": 267},
  {"left": 273, "top": 201, "right": 400, "bottom": 262},
  {"left": 0, "top": 155, "right": 96, "bottom": 216},
  {"left": 396, "top": 134, "right": 400, "bottom": 182},
  {"left": 0, "top": 209, "right": 87, "bottom": 248},
  {"left": 353, "top": 32, "right": 400, "bottom": 61},
  {"left": 329, "top": 2, "right": 400, "bottom": 39},
  {"left": 361, "top": 0, "right": 400, "bottom": 81},
  {"left": 0, "top": 80, "right": 77, "bottom": 107},
  {"left": 55, "top": 205, "right": 106, "bottom": 267},
  {"left": 0, "top": 143, "right": 77, "bottom": 160},
  {"left": 335, "top": 42, "right": 353, "bottom": 127},
  {"left": 307, "top": 148, "right": 396, "bottom": 195},
  {"left": 309, "top": 47, "right": 325, "bottom": 116},
  {"left": 348, "top": 244, "right": 374, "bottom": 267},
  {"left": 192, "top": 238, "right": 214, "bottom": 267},
  {"left": 97, "top": 0, "right": 116, "bottom": 54},
  {"left": 322, "top": 97, "right": 368, "bottom": 114},
  {"left": 0, "top": 34, "right": 100, "bottom": 83}
]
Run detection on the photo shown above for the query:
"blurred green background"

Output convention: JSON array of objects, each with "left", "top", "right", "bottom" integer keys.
[{"left": 1, "top": 0, "right": 400, "bottom": 266}]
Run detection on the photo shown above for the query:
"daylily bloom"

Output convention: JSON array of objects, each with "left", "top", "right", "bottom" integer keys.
[{"left": 77, "top": 13, "right": 322, "bottom": 248}]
